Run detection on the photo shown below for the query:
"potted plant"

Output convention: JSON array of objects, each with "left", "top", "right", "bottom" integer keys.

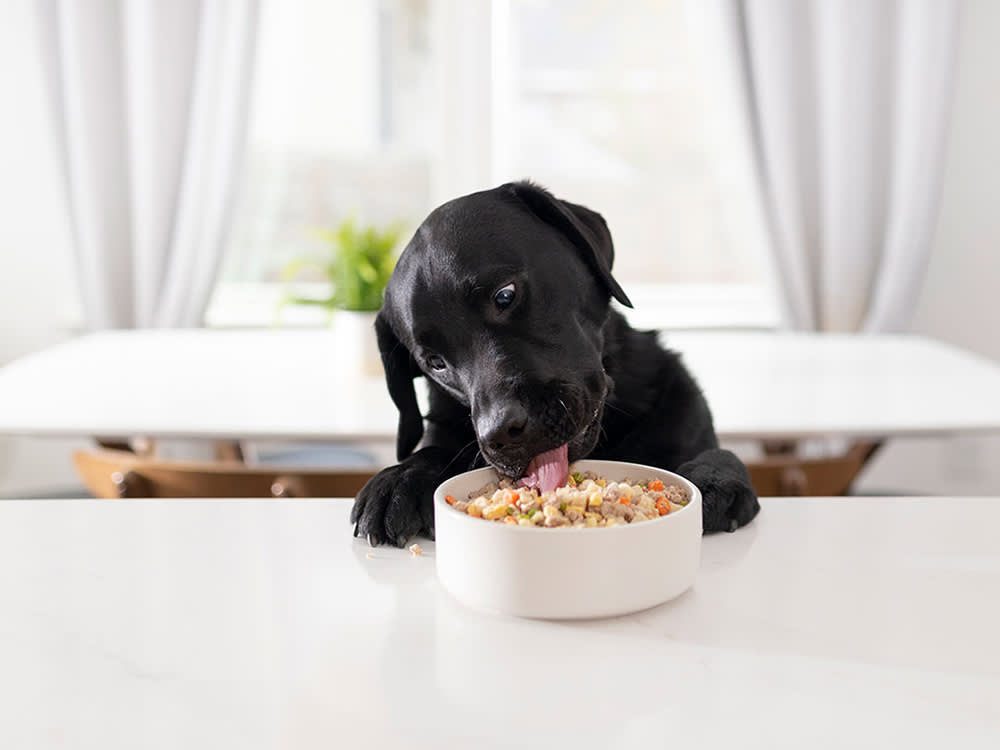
[{"left": 280, "top": 218, "right": 404, "bottom": 375}]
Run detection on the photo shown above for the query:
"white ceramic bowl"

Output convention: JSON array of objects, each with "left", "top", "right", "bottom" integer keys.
[{"left": 433, "top": 459, "right": 702, "bottom": 619}]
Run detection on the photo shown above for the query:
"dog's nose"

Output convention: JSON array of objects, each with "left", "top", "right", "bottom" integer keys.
[{"left": 482, "top": 404, "right": 528, "bottom": 451}]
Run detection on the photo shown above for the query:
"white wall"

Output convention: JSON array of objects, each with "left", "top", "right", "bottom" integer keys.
[{"left": 854, "top": 0, "right": 1000, "bottom": 496}]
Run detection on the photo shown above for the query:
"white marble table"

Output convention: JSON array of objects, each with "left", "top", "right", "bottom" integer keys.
[
  {"left": 1, "top": 329, "right": 1000, "bottom": 443},
  {"left": 1, "top": 496, "right": 997, "bottom": 749}
]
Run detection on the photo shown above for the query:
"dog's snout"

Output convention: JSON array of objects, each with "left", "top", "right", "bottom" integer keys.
[{"left": 482, "top": 404, "right": 528, "bottom": 450}]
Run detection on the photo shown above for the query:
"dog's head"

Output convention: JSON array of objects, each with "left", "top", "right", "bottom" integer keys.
[{"left": 376, "top": 181, "right": 632, "bottom": 478}]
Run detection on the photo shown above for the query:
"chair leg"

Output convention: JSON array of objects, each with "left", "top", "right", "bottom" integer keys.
[{"left": 748, "top": 439, "right": 885, "bottom": 496}]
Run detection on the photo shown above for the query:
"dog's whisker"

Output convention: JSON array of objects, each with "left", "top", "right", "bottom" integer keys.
[
  {"left": 439, "top": 439, "right": 481, "bottom": 476},
  {"left": 602, "top": 400, "right": 635, "bottom": 418},
  {"left": 557, "top": 398, "right": 571, "bottom": 418}
]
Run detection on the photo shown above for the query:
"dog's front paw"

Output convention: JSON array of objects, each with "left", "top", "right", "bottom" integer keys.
[
  {"left": 677, "top": 448, "right": 761, "bottom": 533},
  {"left": 350, "top": 462, "right": 438, "bottom": 547}
]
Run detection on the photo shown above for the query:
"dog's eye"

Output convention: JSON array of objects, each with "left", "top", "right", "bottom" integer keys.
[
  {"left": 494, "top": 283, "right": 516, "bottom": 311},
  {"left": 426, "top": 354, "right": 447, "bottom": 371}
]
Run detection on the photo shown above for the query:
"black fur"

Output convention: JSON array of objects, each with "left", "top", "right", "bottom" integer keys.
[{"left": 351, "top": 181, "right": 760, "bottom": 546}]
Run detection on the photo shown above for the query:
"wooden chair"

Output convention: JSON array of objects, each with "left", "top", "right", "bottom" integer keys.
[
  {"left": 744, "top": 441, "right": 881, "bottom": 496},
  {"left": 77, "top": 442, "right": 879, "bottom": 501},
  {"left": 74, "top": 448, "right": 377, "bottom": 499}
]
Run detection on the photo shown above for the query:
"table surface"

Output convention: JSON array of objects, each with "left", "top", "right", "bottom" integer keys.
[
  {"left": 1, "top": 329, "right": 1000, "bottom": 443},
  {"left": 1, "top": 496, "right": 998, "bottom": 749}
]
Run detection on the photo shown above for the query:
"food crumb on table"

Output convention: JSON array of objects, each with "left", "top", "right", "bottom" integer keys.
[
  {"left": 408, "top": 543, "right": 423, "bottom": 556},
  {"left": 365, "top": 552, "right": 374, "bottom": 559}
]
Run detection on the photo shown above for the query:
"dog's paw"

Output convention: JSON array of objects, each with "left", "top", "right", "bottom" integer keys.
[
  {"left": 350, "top": 462, "right": 438, "bottom": 547},
  {"left": 677, "top": 448, "right": 761, "bottom": 533}
]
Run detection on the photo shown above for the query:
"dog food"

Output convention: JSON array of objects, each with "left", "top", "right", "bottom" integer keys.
[{"left": 445, "top": 469, "right": 689, "bottom": 528}]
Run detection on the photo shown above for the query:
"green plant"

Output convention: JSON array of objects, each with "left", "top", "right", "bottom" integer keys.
[{"left": 280, "top": 218, "right": 403, "bottom": 314}]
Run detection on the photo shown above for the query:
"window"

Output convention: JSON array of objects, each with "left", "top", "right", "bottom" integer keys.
[
  {"left": 213, "top": 0, "right": 774, "bottom": 328},
  {"left": 219, "top": 0, "right": 435, "bottom": 284},
  {"left": 494, "top": 0, "right": 761, "bottom": 285}
]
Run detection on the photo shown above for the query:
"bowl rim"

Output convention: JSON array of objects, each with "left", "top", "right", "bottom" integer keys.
[{"left": 433, "top": 459, "right": 701, "bottom": 536}]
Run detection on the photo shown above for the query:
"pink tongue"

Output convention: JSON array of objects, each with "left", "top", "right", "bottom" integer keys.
[{"left": 517, "top": 444, "right": 569, "bottom": 493}]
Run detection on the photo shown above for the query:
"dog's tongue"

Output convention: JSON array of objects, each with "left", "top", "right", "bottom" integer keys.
[{"left": 517, "top": 444, "right": 569, "bottom": 493}]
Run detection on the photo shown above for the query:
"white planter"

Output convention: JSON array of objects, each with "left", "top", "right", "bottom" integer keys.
[{"left": 331, "top": 310, "right": 382, "bottom": 376}]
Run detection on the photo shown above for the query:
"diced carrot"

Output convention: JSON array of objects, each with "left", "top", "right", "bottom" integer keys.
[
  {"left": 445, "top": 495, "right": 457, "bottom": 506},
  {"left": 618, "top": 496, "right": 631, "bottom": 506},
  {"left": 655, "top": 498, "right": 670, "bottom": 516},
  {"left": 648, "top": 479, "right": 665, "bottom": 492}
]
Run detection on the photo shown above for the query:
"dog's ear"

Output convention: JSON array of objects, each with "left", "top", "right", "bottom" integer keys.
[
  {"left": 505, "top": 181, "right": 633, "bottom": 308},
  {"left": 375, "top": 311, "right": 424, "bottom": 460}
]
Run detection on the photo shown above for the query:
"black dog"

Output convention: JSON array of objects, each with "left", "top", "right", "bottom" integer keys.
[{"left": 351, "top": 181, "right": 760, "bottom": 546}]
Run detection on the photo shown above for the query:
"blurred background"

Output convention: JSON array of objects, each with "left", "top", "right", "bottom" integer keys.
[{"left": 1, "top": 0, "right": 997, "bottom": 497}]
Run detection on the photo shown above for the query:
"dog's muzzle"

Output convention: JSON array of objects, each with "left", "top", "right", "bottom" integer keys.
[{"left": 477, "top": 385, "right": 605, "bottom": 478}]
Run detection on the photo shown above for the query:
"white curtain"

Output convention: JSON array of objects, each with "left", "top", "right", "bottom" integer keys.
[
  {"left": 698, "top": 0, "right": 960, "bottom": 332},
  {"left": 36, "top": 0, "right": 259, "bottom": 329}
]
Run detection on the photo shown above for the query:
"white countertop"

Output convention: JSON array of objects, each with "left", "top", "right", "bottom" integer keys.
[
  {"left": 1, "top": 496, "right": 998, "bottom": 748},
  {"left": 1, "top": 329, "right": 1000, "bottom": 442}
]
